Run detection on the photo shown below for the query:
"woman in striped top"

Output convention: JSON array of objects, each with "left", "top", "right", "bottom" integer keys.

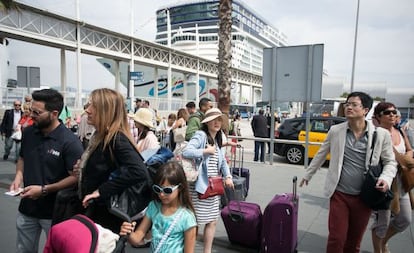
[{"left": 183, "top": 108, "right": 234, "bottom": 253}]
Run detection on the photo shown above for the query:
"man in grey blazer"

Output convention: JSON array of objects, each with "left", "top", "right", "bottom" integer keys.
[{"left": 300, "top": 91, "right": 397, "bottom": 253}]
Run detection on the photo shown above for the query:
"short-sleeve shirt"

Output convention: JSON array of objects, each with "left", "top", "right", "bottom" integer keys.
[
  {"left": 146, "top": 201, "right": 197, "bottom": 253},
  {"left": 19, "top": 123, "right": 83, "bottom": 219}
]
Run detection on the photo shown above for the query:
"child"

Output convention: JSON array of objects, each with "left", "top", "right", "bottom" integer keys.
[{"left": 120, "top": 161, "right": 197, "bottom": 253}]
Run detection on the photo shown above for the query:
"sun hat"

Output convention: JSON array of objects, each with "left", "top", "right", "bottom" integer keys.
[
  {"left": 201, "top": 108, "right": 223, "bottom": 123},
  {"left": 132, "top": 108, "right": 154, "bottom": 128}
]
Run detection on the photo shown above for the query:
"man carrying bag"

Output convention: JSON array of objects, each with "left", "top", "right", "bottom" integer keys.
[{"left": 299, "top": 92, "right": 397, "bottom": 253}]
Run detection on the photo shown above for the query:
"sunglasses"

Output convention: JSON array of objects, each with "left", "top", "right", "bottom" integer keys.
[
  {"left": 380, "top": 110, "right": 397, "bottom": 116},
  {"left": 30, "top": 108, "right": 49, "bottom": 117},
  {"left": 152, "top": 184, "right": 180, "bottom": 195}
]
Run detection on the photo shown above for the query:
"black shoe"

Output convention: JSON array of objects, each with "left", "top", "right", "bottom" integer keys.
[{"left": 3, "top": 155, "right": 8, "bottom": 160}]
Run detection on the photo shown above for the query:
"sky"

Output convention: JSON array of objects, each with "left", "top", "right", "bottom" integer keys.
[{"left": 7, "top": 0, "right": 414, "bottom": 92}]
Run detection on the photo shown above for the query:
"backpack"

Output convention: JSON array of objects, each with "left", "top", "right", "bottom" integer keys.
[{"left": 145, "top": 147, "right": 175, "bottom": 180}]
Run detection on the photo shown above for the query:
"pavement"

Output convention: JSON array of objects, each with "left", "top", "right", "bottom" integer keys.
[{"left": 1, "top": 119, "right": 414, "bottom": 252}]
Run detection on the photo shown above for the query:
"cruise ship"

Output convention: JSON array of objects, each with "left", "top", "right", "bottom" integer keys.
[{"left": 155, "top": 0, "right": 288, "bottom": 75}]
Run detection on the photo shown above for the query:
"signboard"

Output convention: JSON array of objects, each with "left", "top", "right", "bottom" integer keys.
[
  {"left": 17, "top": 66, "right": 40, "bottom": 88},
  {"left": 262, "top": 44, "right": 324, "bottom": 102},
  {"left": 130, "top": 71, "right": 144, "bottom": 83}
]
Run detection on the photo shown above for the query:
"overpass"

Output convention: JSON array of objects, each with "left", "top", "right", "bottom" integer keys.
[{"left": 0, "top": 2, "right": 262, "bottom": 111}]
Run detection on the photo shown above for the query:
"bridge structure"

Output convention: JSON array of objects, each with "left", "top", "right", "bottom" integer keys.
[{"left": 0, "top": 2, "right": 262, "bottom": 111}]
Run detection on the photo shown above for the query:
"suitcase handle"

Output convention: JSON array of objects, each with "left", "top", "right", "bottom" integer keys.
[
  {"left": 293, "top": 176, "right": 297, "bottom": 200},
  {"left": 231, "top": 145, "right": 244, "bottom": 176}
]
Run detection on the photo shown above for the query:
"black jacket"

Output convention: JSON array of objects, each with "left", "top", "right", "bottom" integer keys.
[
  {"left": 0, "top": 109, "right": 22, "bottom": 137},
  {"left": 251, "top": 114, "right": 269, "bottom": 138}
]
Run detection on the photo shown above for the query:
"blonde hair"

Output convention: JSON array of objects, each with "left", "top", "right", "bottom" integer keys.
[
  {"left": 88, "top": 88, "right": 134, "bottom": 153},
  {"left": 22, "top": 102, "right": 31, "bottom": 112}
]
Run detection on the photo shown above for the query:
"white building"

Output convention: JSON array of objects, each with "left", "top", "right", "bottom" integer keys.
[{"left": 155, "top": 0, "right": 288, "bottom": 75}]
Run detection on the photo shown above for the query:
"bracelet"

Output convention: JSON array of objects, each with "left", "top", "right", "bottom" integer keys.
[{"left": 41, "top": 185, "right": 48, "bottom": 196}]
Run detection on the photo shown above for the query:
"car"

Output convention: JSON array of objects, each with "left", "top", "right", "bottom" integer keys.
[{"left": 274, "top": 116, "right": 346, "bottom": 164}]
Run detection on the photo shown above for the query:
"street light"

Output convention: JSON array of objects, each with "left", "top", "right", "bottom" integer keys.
[{"left": 350, "top": 0, "right": 360, "bottom": 92}]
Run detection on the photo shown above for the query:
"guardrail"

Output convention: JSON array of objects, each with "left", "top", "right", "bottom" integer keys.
[{"left": 228, "top": 135, "right": 323, "bottom": 165}]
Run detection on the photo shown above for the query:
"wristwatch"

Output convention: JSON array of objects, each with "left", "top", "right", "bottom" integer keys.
[{"left": 41, "top": 185, "right": 48, "bottom": 196}]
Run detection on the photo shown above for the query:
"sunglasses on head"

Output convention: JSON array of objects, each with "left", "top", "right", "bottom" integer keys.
[
  {"left": 152, "top": 184, "right": 180, "bottom": 195},
  {"left": 380, "top": 110, "right": 397, "bottom": 116}
]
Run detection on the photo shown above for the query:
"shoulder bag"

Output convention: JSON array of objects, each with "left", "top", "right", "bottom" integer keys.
[
  {"left": 107, "top": 141, "right": 153, "bottom": 221},
  {"left": 360, "top": 131, "right": 394, "bottom": 210},
  {"left": 395, "top": 151, "right": 414, "bottom": 192},
  {"left": 173, "top": 126, "right": 187, "bottom": 143}
]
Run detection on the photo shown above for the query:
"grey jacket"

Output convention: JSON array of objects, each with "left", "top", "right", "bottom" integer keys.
[{"left": 303, "top": 121, "right": 397, "bottom": 198}]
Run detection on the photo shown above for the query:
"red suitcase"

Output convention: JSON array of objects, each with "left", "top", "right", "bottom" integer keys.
[
  {"left": 261, "top": 176, "right": 299, "bottom": 253},
  {"left": 221, "top": 200, "right": 262, "bottom": 249}
]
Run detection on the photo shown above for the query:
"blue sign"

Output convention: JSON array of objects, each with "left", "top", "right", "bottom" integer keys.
[{"left": 130, "top": 71, "right": 144, "bottom": 82}]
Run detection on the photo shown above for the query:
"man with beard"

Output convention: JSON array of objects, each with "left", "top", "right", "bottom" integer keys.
[{"left": 9, "top": 89, "right": 83, "bottom": 253}]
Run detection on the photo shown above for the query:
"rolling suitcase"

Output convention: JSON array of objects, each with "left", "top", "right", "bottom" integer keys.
[
  {"left": 261, "top": 176, "right": 299, "bottom": 253},
  {"left": 222, "top": 146, "right": 248, "bottom": 206},
  {"left": 221, "top": 200, "right": 263, "bottom": 249},
  {"left": 231, "top": 145, "right": 250, "bottom": 194}
]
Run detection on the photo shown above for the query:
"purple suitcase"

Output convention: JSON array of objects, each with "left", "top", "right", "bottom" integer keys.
[
  {"left": 261, "top": 176, "right": 299, "bottom": 253},
  {"left": 221, "top": 200, "right": 262, "bottom": 249}
]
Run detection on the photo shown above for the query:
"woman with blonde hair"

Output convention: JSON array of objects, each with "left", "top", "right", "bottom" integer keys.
[{"left": 78, "top": 88, "right": 150, "bottom": 233}]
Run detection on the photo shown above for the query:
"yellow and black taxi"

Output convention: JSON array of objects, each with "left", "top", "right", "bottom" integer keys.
[{"left": 274, "top": 116, "right": 346, "bottom": 164}]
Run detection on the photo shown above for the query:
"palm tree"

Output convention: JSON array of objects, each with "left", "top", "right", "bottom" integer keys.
[
  {"left": 0, "top": 0, "right": 17, "bottom": 11},
  {"left": 217, "top": 0, "right": 232, "bottom": 122}
]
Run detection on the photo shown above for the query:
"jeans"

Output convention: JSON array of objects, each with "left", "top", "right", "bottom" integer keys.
[
  {"left": 254, "top": 141, "right": 265, "bottom": 162},
  {"left": 4, "top": 136, "right": 19, "bottom": 159},
  {"left": 16, "top": 212, "right": 52, "bottom": 253},
  {"left": 326, "top": 191, "right": 372, "bottom": 253}
]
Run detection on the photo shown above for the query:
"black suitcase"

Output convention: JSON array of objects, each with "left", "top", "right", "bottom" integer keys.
[
  {"left": 222, "top": 146, "right": 248, "bottom": 206},
  {"left": 231, "top": 145, "right": 250, "bottom": 196}
]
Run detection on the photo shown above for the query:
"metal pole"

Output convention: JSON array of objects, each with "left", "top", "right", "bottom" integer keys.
[
  {"left": 128, "top": 0, "right": 135, "bottom": 110},
  {"left": 167, "top": 9, "right": 172, "bottom": 112},
  {"left": 350, "top": 0, "right": 360, "bottom": 92}
]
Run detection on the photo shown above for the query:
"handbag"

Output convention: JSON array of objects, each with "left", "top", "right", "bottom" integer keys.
[
  {"left": 107, "top": 141, "right": 153, "bottom": 221},
  {"left": 173, "top": 126, "right": 187, "bottom": 143},
  {"left": 11, "top": 130, "right": 22, "bottom": 141},
  {"left": 198, "top": 176, "right": 225, "bottom": 199},
  {"left": 395, "top": 152, "right": 414, "bottom": 192},
  {"left": 360, "top": 131, "right": 394, "bottom": 210},
  {"left": 176, "top": 153, "right": 199, "bottom": 183},
  {"left": 108, "top": 164, "right": 152, "bottom": 221}
]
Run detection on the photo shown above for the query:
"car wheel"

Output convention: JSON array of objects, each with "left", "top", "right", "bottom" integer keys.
[{"left": 285, "top": 146, "right": 304, "bottom": 164}]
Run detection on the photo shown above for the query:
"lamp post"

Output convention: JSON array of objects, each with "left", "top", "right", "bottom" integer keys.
[{"left": 350, "top": 0, "right": 360, "bottom": 92}]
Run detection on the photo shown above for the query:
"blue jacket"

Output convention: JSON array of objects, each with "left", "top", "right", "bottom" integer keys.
[{"left": 182, "top": 130, "right": 231, "bottom": 194}]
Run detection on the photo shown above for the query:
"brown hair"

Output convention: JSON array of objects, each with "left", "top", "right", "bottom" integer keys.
[
  {"left": 153, "top": 161, "right": 195, "bottom": 214},
  {"left": 88, "top": 88, "right": 135, "bottom": 154}
]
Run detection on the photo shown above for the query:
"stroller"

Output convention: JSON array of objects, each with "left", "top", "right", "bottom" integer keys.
[{"left": 44, "top": 210, "right": 136, "bottom": 253}]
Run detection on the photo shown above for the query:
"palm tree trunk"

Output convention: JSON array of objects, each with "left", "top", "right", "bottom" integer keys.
[{"left": 218, "top": 0, "right": 232, "bottom": 130}]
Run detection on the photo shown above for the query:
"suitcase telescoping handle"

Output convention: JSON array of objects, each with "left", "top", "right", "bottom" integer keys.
[
  {"left": 231, "top": 145, "right": 244, "bottom": 176},
  {"left": 293, "top": 176, "right": 297, "bottom": 200}
]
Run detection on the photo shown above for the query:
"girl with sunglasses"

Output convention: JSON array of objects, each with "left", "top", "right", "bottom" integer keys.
[
  {"left": 371, "top": 102, "right": 413, "bottom": 253},
  {"left": 120, "top": 161, "right": 197, "bottom": 253}
]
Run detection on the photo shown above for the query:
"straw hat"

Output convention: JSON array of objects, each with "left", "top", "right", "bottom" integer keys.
[
  {"left": 132, "top": 108, "right": 154, "bottom": 128},
  {"left": 201, "top": 108, "right": 223, "bottom": 123}
]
